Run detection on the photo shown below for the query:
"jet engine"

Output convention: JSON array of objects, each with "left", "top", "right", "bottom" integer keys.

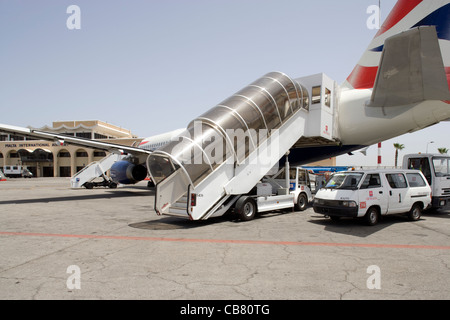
[{"left": 110, "top": 160, "right": 148, "bottom": 185}]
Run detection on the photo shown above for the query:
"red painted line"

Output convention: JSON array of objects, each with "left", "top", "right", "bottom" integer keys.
[{"left": 1, "top": 231, "right": 450, "bottom": 250}]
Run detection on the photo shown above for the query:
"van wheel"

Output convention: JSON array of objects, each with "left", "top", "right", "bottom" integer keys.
[
  {"left": 408, "top": 204, "right": 422, "bottom": 221},
  {"left": 295, "top": 193, "right": 308, "bottom": 211},
  {"left": 235, "top": 196, "right": 257, "bottom": 221},
  {"left": 364, "top": 207, "right": 379, "bottom": 226}
]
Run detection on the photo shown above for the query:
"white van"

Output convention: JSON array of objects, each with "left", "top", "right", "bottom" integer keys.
[{"left": 313, "top": 169, "right": 431, "bottom": 225}]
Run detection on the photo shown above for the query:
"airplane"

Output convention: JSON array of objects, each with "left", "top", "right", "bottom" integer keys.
[{"left": 1, "top": 0, "right": 449, "bottom": 190}]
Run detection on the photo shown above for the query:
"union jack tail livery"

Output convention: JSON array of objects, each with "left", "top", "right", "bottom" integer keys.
[{"left": 344, "top": 0, "right": 450, "bottom": 92}]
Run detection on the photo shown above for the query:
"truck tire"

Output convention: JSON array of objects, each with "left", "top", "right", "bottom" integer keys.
[
  {"left": 408, "top": 203, "right": 422, "bottom": 221},
  {"left": 235, "top": 196, "right": 257, "bottom": 221},
  {"left": 109, "top": 182, "right": 118, "bottom": 189},
  {"left": 295, "top": 193, "right": 308, "bottom": 211},
  {"left": 84, "top": 182, "right": 94, "bottom": 189},
  {"left": 364, "top": 207, "right": 379, "bottom": 226}
]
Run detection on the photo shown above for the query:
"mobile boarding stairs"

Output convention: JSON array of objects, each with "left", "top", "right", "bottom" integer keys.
[
  {"left": 147, "top": 72, "right": 340, "bottom": 220},
  {"left": 70, "top": 152, "right": 125, "bottom": 189}
]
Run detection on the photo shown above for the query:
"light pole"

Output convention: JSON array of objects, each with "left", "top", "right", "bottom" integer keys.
[{"left": 426, "top": 141, "right": 434, "bottom": 153}]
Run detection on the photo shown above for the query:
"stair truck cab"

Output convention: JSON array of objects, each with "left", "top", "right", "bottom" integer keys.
[
  {"left": 313, "top": 169, "right": 431, "bottom": 225},
  {"left": 403, "top": 154, "right": 450, "bottom": 209}
]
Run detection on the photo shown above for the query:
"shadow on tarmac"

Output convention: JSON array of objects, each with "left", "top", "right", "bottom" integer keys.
[
  {"left": 308, "top": 214, "right": 422, "bottom": 237},
  {"left": 129, "top": 215, "right": 231, "bottom": 230},
  {"left": 0, "top": 190, "right": 152, "bottom": 205}
]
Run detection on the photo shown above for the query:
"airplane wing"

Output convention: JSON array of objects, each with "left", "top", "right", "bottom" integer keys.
[{"left": 0, "top": 123, "right": 152, "bottom": 156}]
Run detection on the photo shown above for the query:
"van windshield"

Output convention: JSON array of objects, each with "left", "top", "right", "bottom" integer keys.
[{"left": 325, "top": 172, "right": 363, "bottom": 190}]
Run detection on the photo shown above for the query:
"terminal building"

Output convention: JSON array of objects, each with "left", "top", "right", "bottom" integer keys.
[{"left": 0, "top": 120, "right": 142, "bottom": 178}]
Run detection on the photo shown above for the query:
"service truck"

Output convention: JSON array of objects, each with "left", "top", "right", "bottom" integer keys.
[
  {"left": 403, "top": 153, "right": 450, "bottom": 209},
  {"left": 232, "top": 162, "right": 316, "bottom": 221},
  {"left": 3, "top": 165, "right": 33, "bottom": 178}
]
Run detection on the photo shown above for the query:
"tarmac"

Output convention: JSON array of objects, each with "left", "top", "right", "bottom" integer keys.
[{"left": 1, "top": 177, "right": 450, "bottom": 300}]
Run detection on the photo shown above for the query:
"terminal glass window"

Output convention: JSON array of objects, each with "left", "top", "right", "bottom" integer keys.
[
  {"left": 93, "top": 151, "right": 106, "bottom": 157},
  {"left": 94, "top": 133, "right": 108, "bottom": 139},
  {"left": 76, "top": 151, "right": 88, "bottom": 157},
  {"left": 58, "top": 152, "right": 70, "bottom": 157},
  {"left": 76, "top": 132, "right": 92, "bottom": 139}
]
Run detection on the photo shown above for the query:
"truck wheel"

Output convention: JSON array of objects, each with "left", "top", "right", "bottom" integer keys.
[
  {"left": 408, "top": 203, "right": 422, "bottom": 221},
  {"left": 84, "top": 182, "right": 94, "bottom": 189},
  {"left": 295, "top": 193, "right": 308, "bottom": 211},
  {"left": 364, "top": 207, "right": 379, "bottom": 226},
  {"left": 109, "top": 182, "right": 118, "bottom": 189},
  {"left": 235, "top": 196, "right": 257, "bottom": 221}
]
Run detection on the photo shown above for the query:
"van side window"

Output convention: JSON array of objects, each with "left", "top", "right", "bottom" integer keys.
[
  {"left": 406, "top": 173, "right": 426, "bottom": 187},
  {"left": 385, "top": 173, "right": 407, "bottom": 188},
  {"left": 360, "top": 174, "right": 381, "bottom": 189}
]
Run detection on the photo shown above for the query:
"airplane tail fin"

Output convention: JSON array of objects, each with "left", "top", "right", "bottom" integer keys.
[{"left": 343, "top": 0, "right": 450, "bottom": 91}]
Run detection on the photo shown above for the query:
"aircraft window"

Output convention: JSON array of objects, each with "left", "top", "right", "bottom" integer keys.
[{"left": 312, "top": 86, "right": 321, "bottom": 104}]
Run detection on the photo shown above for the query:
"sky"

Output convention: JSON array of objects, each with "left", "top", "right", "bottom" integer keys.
[{"left": 0, "top": 0, "right": 449, "bottom": 167}]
